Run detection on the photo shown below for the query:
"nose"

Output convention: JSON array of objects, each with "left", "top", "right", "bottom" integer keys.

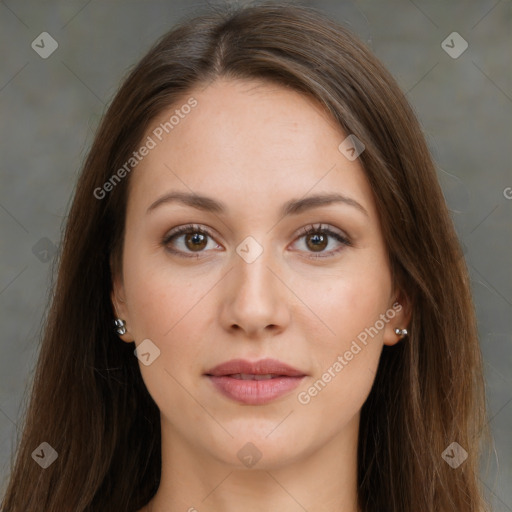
[{"left": 218, "top": 247, "right": 291, "bottom": 339}]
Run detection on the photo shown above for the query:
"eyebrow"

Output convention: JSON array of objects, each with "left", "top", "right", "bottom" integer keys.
[{"left": 146, "top": 191, "right": 369, "bottom": 218}]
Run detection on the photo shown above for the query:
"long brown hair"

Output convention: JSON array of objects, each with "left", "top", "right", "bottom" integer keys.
[{"left": 1, "top": 2, "right": 489, "bottom": 511}]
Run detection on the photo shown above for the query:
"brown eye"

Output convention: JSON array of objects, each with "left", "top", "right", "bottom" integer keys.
[
  {"left": 305, "top": 232, "right": 328, "bottom": 252},
  {"left": 184, "top": 232, "right": 208, "bottom": 251},
  {"left": 293, "top": 224, "right": 351, "bottom": 259},
  {"left": 162, "top": 224, "right": 220, "bottom": 258}
]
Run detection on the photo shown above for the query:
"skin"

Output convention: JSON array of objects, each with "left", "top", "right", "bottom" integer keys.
[{"left": 111, "top": 78, "right": 411, "bottom": 512}]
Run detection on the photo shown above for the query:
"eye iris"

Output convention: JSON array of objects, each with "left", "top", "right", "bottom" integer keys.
[
  {"left": 306, "top": 232, "right": 327, "bottom": 252},
  {"left": 185, "top": 232, "right": 207, "bottom": 251}
]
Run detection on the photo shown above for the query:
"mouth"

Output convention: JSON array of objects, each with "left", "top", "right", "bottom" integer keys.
[
  {"left": 204, "top": 358, "right": 307, "bottom": 405},
  {"left": 227, "top": 373, "right": 288, "bottom": 380}
]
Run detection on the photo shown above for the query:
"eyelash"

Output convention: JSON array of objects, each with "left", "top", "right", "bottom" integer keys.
[{"left": 162, "top": 223, "right": 351, "bottom": 259}]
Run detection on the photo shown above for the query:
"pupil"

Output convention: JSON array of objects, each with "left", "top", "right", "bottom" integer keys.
[
  {"left": 308, "top": 233, "right": 327, "bottom": 251},
  {"left": 186, "top": 233, "right": 206, "bottom": 250}
]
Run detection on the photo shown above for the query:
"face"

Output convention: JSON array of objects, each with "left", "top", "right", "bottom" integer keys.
[{"left": 112, "top": 78, "right": 410, "bottom": 468}]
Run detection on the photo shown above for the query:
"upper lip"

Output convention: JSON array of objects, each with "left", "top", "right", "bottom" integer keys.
[{"left": 205, "top": 358, "right": 306, "bottom": 377}]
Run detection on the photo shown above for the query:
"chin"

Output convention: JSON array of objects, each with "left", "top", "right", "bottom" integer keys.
[{"left": 207, "top": 424, "right": 314, "bottom": 470}]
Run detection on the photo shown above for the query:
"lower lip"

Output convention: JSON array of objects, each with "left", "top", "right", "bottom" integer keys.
[{"left": 207, "top": 375, "right": 305, "bottom": 405}]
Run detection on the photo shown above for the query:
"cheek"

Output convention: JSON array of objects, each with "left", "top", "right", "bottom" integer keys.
[
  {"left": 293, "top": 254, "right": 391, "bottom": 408},
  {"left": 294, "top": 280, "right": 387, "bottom": 431},
  {"left": 122, "top": 258, "right": 210, "bottom": 415},
  {"left": 125, "top": 275, "right": 173, "bottom": 339},
  {"left": 299, "top": 261, "right": 391, "bottom": 348},
  {"left": 122, "top": 251, "right": 218, "bottom": 377},
  {"left": 122, "top": 246, "right": 204, "bottom": 339}
]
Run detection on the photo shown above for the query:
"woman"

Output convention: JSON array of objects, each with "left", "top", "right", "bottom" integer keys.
[{"left": 1, "top": 2, "right": 489, "bottom": 511}]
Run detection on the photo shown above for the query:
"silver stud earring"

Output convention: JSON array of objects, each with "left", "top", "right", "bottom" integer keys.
[
  {"left": 114, "top": 318, "right": 127, "bottom": 335},
  {"left": 395, "top": 328, "right": 408, "bottom": 337}
]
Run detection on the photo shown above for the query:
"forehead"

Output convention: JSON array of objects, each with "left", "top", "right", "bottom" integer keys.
[{"left": 127, "top": 78, "right": 375, "bottom": 220}]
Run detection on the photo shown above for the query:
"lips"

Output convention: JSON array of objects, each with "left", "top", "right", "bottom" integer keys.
[
  {"left": 205, "top": 358, "right": 307, "bottom": 405},
  {"left": 206, "top": 358, "right": 305, "bottom": 378}
]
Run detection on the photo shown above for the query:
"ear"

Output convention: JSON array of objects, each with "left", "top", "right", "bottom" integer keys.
[
  {"left": 383, "top": 289, "right": 412, "bottom": 347},
  {"left": 111, "top": 264, "right": 135, "bottom": 343}
]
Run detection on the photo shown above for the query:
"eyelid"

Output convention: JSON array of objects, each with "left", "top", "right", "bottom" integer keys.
[
  {"left": 290, "top": 223, "right": 351, "bottom": 259},
  {"left": 163, "top": 223, "right": 220, "bottom": 243},
  {"left": 295, "top": 223, "right": 350, "bottom": 242}
]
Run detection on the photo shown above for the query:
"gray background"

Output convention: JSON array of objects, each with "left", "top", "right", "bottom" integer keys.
[{"left": 0, "top": 0, "right": 510, "bottom": 509}]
